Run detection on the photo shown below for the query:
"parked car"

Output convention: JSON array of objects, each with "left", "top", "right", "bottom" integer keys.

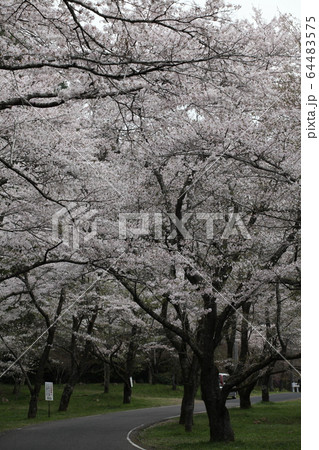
[{"left": 219, "top": 372, "right": 237, "bottom": 399}]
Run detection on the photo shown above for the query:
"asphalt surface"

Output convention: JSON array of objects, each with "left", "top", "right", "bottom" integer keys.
[{"left": 0, "top": 392, "right": 301, "bottom": 450}]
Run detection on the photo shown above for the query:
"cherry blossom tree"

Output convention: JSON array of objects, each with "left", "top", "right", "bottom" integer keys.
[
  {"left": 0, "top": 263, "right": 87, "bottom": 417},
  {"left": 58, "top": 295, "right": 99, "bottom": 412},
  {"left": 96, "top": 12, "right": 301, "bottom": 441},
  {"left": 0, "top": 0, "right": 300, "bottom": 442}
]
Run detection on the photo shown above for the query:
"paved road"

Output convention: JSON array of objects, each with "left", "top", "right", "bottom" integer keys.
[{"left": 0, "top": 393, "right": 301, "bottom": 450}]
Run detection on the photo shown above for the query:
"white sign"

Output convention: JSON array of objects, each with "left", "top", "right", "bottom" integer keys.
[
  {"left": 129, "top": 377, "right": 133, "bottom": 388},
  {"left": 45, "top": 382, "right": 54, "bottom": 401}
]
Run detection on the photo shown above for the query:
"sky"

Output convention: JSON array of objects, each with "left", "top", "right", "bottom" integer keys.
[
  {"left": 232, "top": 0, "right": 300, "bottom": 21},
  {"left": 193, "top": 0, "right": 300, "bottom": 21}
]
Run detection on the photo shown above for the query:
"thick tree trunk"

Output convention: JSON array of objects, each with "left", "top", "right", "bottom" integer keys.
[
  {"left": 262, "top": 384, "right": 269, "bottom": 402},
  {"left": 179, "top": 381, "right": 197, "bottom": 432},
  {"left": 123, "top": 381, "right": 132, "bottom": 404},
  {"left": 239, "top": 390, "right": 251, "bottom": 409},
  {"left": 178, "top": 353, "right": 199, "bottom": 432},
  {"left": 27, "top": 355, "right": 51, "bottom": 418},
  {"left": 200, "top": 365, "right": 234, "bottom": 442},
  {"left": 161, "top": 297, "right": 199, "bottom": 432},
  {"left": 104, "top": 362, "right": 110, "bottom": 394},
  {"left": 28, "top": 394, "right": 38, "bottom": 419},
  {"left": 58, "top": 383, "right": 75, "bottom": 411},
  {"left": 26, "top": 286, "right": 65, "bottom": 419},
  {"left": 28, "top": 383, "right": 41, "bottom": 418},
  {"left": 238, "top": 382, "right": 255, "bottom": 409},
  {"left": 59, "top": 307, "right": 98, "bottom": 412},
  {"left": 262, "top": 372, "right": 271, "bottom": 402},
  {"left": 198, "top": 295, "right": 234, "bottom": 442},
  {"left": 261, "top": 362, "right": 276, "bottom": 401}
]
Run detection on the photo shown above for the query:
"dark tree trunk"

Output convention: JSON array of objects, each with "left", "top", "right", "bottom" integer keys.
[
  {"left": 121, "top": 325, "right": 138, "bottom": 404},
  {"left": 12, "top": 376, "right": 25, "bottom": 396},
  {"left": 200, "top": 364, "right": 234, "bottom": 442},
  {"left": 262, "top": 372, "right": 271, "bottom": 402},
  {"left": 58, "top": 370, "right": 78, "bottom": 412},
  {"left": 59, "top": 383, "right": 74, "bottom": 411},
  {"left": 59, "top": 307, "right": 98, "bottom": 412},
  {"left": 261, "top": 362, "right": 276, "bottom": 401},
  {"left": 28, "top": 389, "right": 39, "bottom": 419},
  {"left": 27, "top": 349, "right": 52, "bottom": 418},
  {"left": 269, "top": 375, "right": 274, "bottom": 391},
  {"left": 161, "top": 294, "right": 199, "bottom": 429},
  {"left": 198, "top": 295, "right": 234, "bottom": 442},
  {"left": 178, "top": 352, "right": 200, "bottom": 432},
  {"left": 104, "top": 362, "right": 110, "bottom": 394},
  {"left": 172, "top": 373, "right": 177, "bottom": 391},
  {"left": 179, "top": 381, "right": 198, "bottom": 432},
  {"left": 123, "top": 381, "right": 132, "bottom": 404},
  {"left": 239, "top": 302, "right": 251, "bottom": 362},
  {"left": 26, "top": 286, "right": 65, "bottom": 419},
  {"left": 262, "top": 384, "right": 269, "bottom": 402},
  {"left": 279, "top": 376, "right": 283, "bottom": 391},
  {"left": 58, "top": 316, "right": 81, "bottom": 413},
  {"left": 225, "top": 314, "right": 237, "bottom": 359},
  {"left": 238, "top": 382, "right": 255, "bottom": 409},
  {"left": 148, "top": 366, "right": 153, "bottom": 385},
  {"left": 161, "top": 296, "right": 200, "bottom": 433},
  {"left": 28, "top": 379, "right": 43, "bottom": 419},
  {"left": 236, "top": 302, "right": 255, "bottom": 410}
]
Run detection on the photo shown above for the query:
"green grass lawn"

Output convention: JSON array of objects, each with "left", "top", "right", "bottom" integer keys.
[
  {"left": 0, "top": 382, "right": 184, "bottom": 432},
  {"left": 138, "top": 400, "right": 301, "bottom": 449}
]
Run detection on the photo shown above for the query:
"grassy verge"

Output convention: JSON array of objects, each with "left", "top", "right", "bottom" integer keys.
[
  {"left": 138, "top": 400, "right": 301, "bottom": 449},
  {"left": 0, "top": 383, "right": 183, "bottom": 432}
]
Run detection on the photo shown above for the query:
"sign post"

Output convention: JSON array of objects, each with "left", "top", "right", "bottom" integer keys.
[{"left": 45, "top": 382, "right": 53, "bottom": 417}]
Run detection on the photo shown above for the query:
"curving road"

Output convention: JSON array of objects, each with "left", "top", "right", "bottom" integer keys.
[{"left": 0, "top": 392, "right": 301, "bottom": 450}]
